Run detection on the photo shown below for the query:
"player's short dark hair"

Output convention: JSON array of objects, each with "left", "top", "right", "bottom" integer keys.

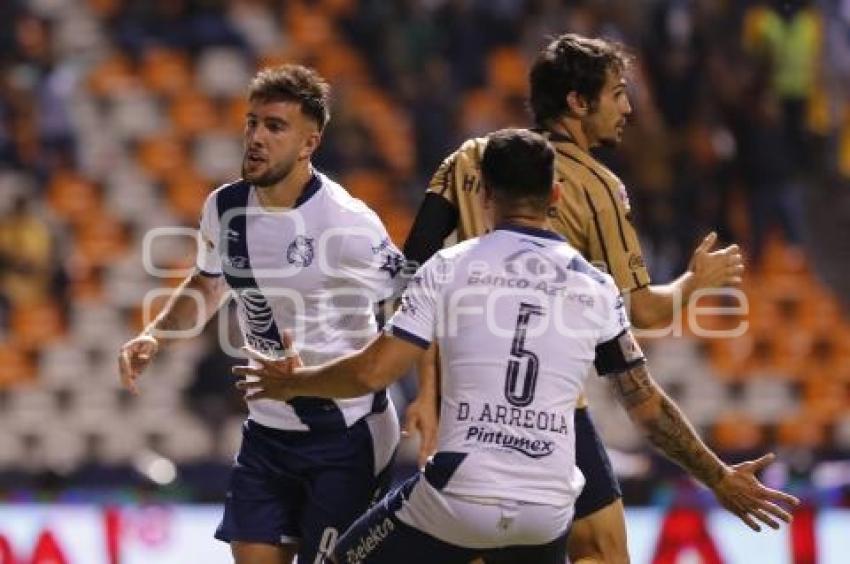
[
  {"left": 248, "top": 64, "right": 331, "bottom": 130},
  {"left": 481, "top": 129, "right": 554, "bottom": 211},
  {"left": 529, "top": 33, "right": 631, "bottom": 127}
]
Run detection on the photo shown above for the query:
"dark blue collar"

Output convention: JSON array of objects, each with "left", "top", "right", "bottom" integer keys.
[
  {"left": 495, "top": 223, "right": 565, "bottom": 241},
  {"left": 293, "top": 171, "right": 322, "bottom": 208}
]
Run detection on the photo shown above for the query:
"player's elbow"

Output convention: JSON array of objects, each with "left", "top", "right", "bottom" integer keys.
[{"left": 355, "top": 372, "right": 386, "bottom": 394}]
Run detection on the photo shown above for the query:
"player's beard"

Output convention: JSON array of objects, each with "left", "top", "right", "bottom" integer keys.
[
  {"left": 598, "top": 122, "right": 626, "bottom": 148},
  {"left": 242, "top": 155, "right": 296, "bottom": 187}
]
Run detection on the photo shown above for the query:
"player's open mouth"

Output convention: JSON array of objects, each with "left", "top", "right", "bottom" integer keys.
[{"left": 246, "top": 152, "right": 266, "bottom": 164}]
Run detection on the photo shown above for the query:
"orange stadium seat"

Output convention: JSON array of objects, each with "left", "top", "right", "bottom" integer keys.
[
  {"left": 487, "top": 47, "right": 528, "bottom": 96},
  {"left": 169, "top": 90, "right": 219, "bottom": 137},
  {"left": 461, "top": 89, "right": 508, "bottom": 137},
  {"left": 87, "top": 53, "right": 138, "bottom": 97},
  {"left": 802, "top": 376, "right": 848, "bottom": 424},
  {"left": 0, "top": 344, "right": 35, "bottom": 388},
  {"left": 777, "top": 413, "right": 825, "bottom": 449},
  {"left": 706, "top": 335, "right": 754, "bottom": 379},
  {"left": 225, "top": 96, "right": 250, "bottom": 134},
  {"left": 140, "top": 48, "right": 193, "bottom": 97},
  {"left": 342, "top": 170, "right": 392, "bottom": 209},
  {"left": 70, "top": 266, "right": 103, "bottom": 303},
  {"left": 285, "top": 2, "right": 337, "bottom": 51},
  {"left": 758, "top": 237, "right": 806, "bottom": 275},
  {"left": 47, "top": 170, "right": 101, "bottom": 225},
  {"left": 258, "top": 47, "right": 306, "bottom": 72},
  {"left": 378, "top": 205, "right": 413, "bottom": 248},
  {"left": 712, "top": 413, "right": 765, "bottom": 452},
  {"left": 137, "top": 134, "right": 190, "bottom": 180},
  {"left": 10, "top": 301, "right": 65, "bottom": 351},
  {"left": 315, "top": 43, "right": 368, "bottom": 83},
  {"left": 320, "top": 0, "right": 356, "bottom": 18},
  {"left": 166, "top": 171, "right": 212, "bottom": 223},
  {"left": 74, "top": 213, "right": 129, "bottom": 267}
]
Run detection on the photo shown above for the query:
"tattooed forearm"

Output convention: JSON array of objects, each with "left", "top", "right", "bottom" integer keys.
[
  {"left": 610, "top": 363, "right": 654, "bottom": 408},
  {"left": 645, "top": 395, "right": 727, "bottom": 487},
  {"left": 610, "top": 364, "right": 727, "bottom": 488}
]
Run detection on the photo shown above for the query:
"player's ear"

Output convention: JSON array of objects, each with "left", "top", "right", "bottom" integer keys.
[
  {"left": 550, "top": 182, "right": 562, "bottom": 206},
  {"left": 565, "top": 91, "right": 588, "bottom": 117},
  {"left": 300, "top": 129, "right": 322, "bottom": 159}
]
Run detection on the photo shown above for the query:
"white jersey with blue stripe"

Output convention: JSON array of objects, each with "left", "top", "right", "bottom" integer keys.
[
  {"left": 386, "top": 225, "right": 634, "bottom": 507},
  {"left": 196, "top": 171, "right": 406, "bottom": 431}
]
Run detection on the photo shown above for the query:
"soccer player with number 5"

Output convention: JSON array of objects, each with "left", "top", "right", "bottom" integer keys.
[{"left": 233, "top": 129, "right": 798, "bottom": 564}]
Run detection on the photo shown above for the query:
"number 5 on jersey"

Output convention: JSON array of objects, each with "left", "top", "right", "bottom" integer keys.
[{"left": 504, "top": 303, "right": 544, "bottom": 407}]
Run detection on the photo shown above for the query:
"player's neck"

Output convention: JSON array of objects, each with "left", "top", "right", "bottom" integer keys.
[
  {"left": 495, "top": 213, "right": 548, "bottom": 231},
  {"left": 254, "top": 161, "right": 313, "bottom": 209},
  {"left": 550, "top": 117, "right": 592, "bottom": 152}
]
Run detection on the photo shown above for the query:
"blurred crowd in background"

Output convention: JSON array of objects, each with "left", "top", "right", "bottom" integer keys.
[{"left": 0, "top": 0, "right": 850, "bottom": 508}]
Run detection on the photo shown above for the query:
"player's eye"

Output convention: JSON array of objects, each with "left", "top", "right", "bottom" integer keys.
[{"left": 266, "top": 121, "right": 287, "bottom": 133}]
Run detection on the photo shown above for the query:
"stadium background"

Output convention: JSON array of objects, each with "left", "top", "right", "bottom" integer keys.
[{"left": 1, "top": 0, "right": 849, "bottom": 562}]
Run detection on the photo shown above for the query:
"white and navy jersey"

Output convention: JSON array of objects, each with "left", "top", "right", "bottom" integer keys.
[
  {"left": 386, "top": 224, "right": 644, "bottom": 507},
  {"left": 197, "top": 171, "right": 407, "bottom": 431}
]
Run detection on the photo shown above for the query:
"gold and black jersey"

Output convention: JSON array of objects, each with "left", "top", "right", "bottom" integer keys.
[{"left": 425, "top": 132, "right": 651, "bottom": 293}]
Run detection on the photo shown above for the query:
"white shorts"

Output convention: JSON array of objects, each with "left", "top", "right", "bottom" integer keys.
[{"left": 396, "top": 476, "right": 574, "bottom": 549}]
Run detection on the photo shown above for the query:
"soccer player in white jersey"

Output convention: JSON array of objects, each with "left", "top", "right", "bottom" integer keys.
[
  {"left": 118, "top": 65, "right": 404, "bottom": 564},
  {"left": 234, "top": 129, "right": 799, "bottom": 564}
]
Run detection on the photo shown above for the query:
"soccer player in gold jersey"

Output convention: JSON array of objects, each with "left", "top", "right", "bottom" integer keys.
[{"left": 402, "top": 34, "right": 747, "bottom": 564}]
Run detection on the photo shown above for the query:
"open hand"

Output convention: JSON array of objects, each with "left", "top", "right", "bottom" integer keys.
[
  {"left": 711, "top": 453, "right": 800, "bottom": 532},
  {"left": 232, "top": 330, "right": 303, "bottom": 401},
  {"left": 688, "top": 232, "right": 745, "bottom": 289}
]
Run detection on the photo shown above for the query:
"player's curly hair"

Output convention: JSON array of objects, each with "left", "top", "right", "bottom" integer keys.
[
  {"left": 248, "top": 64, "right": 331, "bottom": 130},
  {"left": 529, "top": 33, "right": 631, "bottom": 127}
]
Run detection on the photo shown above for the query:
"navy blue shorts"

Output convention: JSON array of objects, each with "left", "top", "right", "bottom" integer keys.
[
  {"left": 333, "top": 476, "right": 568, "bottom": 564},
  {"left": 215, "top": 415, "right": 396, "bottom": 563},
  {"left": 573, "top": 406, "right": 621, "bottom": 519}
]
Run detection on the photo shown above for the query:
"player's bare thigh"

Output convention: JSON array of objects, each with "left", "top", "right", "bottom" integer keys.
[
  {"left": 566, "top": 498, "right": 629, "bottom": 564},
  {"left": 231, "top": 541, "right": 297, "bottom": 564}
]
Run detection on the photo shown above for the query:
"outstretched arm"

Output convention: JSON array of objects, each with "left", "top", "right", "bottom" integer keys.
[
  {"left": 608, "top": 360, "right": 799, "bottom": 531},
  {"left": 119, "top": 270, "right": 226, "bottom": 394},
  {"left": 629, "top": 232, "right": 744, "bottom": 328},
  {"left": 234, "top": 332, "right": 426, "bottom": 401}
]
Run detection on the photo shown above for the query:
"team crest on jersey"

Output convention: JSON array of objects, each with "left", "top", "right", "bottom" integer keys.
[{"left": 286, "top": 236, "right": 315, "bottom": 267}]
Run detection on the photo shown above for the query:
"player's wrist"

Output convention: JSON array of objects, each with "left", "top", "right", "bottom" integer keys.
[
  {"left": 139, "top": 326, "right": 162, "bottom": 346},
  {"left": 680, "top": 271, "right": 700, "bottom": 301},
  {"left": 706, "top": 462, "right": 734, "bottom": 489}
]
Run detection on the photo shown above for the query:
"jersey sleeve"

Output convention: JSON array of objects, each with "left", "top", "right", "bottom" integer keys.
[
  {"left": 337, "top": 208, "right": 408, "bottom": 301},
  {"left": 425, "top": 150, "right": 459, "bottom": 205},
  {"left": 593, "top": 273, "right": 646, "bottom": 376},
  {"left": 384, "top": 257, "right": 441, "bottom": 349},
  {"left": 196, "top": 193, "right": 222, "bottom": 276},
  {"left": 403, "top": 193, "right": 460, "bottom": 268},
  {"left": 585, "top": 191, "right": 651, "bottom": 293}
]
